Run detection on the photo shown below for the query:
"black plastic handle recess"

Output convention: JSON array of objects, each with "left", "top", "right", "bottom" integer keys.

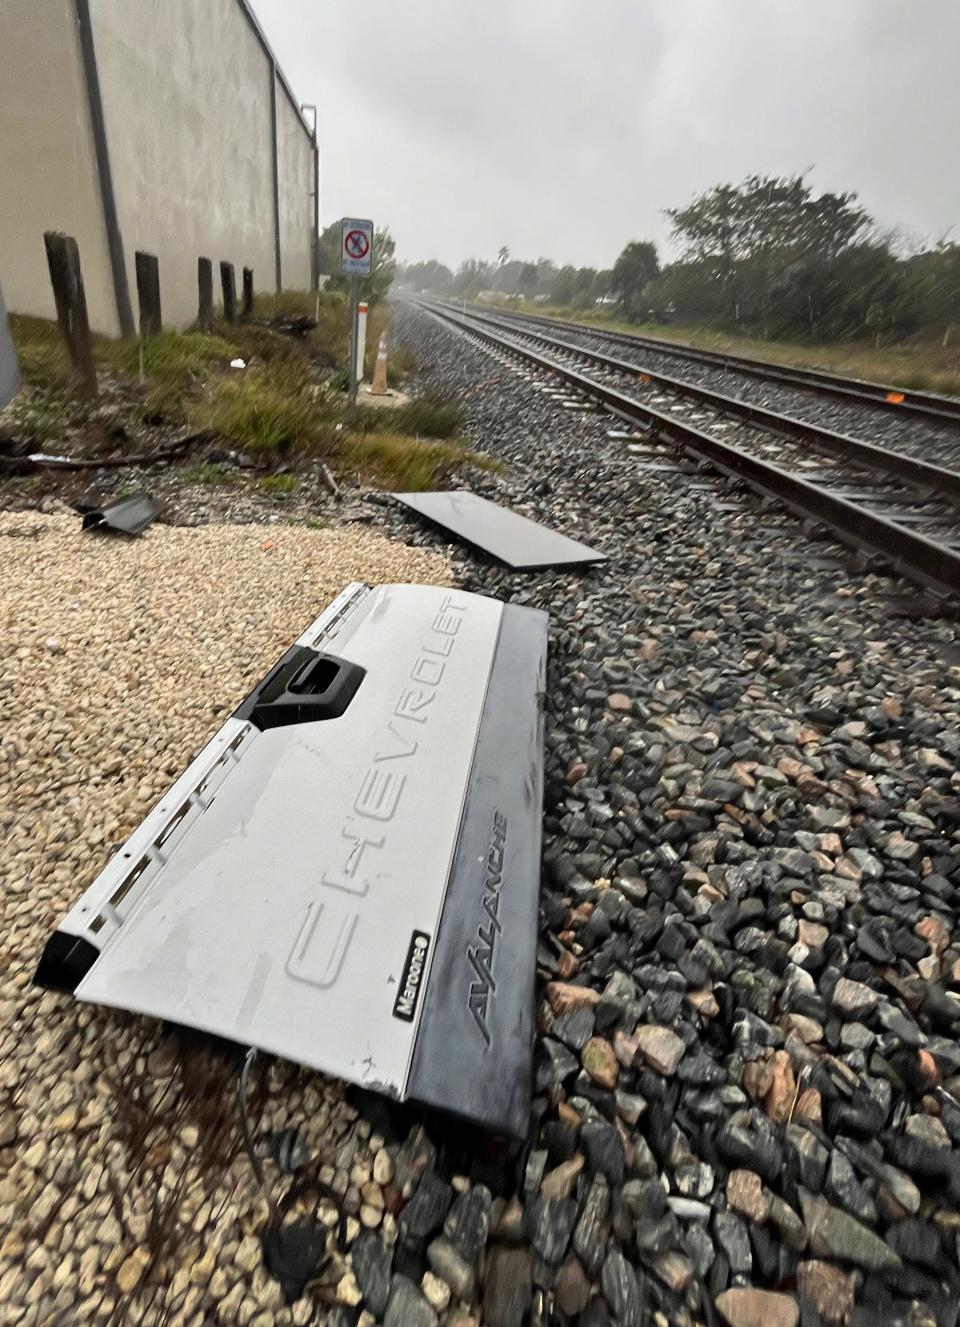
[{"left": 232, "top": 645, "right": 366, "bottom": 730}]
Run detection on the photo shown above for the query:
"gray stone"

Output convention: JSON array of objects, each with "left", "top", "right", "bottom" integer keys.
[
  {"left": 798, "top": 1190, "right": 902, "bottom": 1271},
  {"left": 581, "top": 1120, "right": 625, "bottom": 1185},
  {"left": 399, "top": 1171, "right": 453, "bottom": 1244},
  {"left": 529, "top": 1196, "right": 577, "bottom": 1264},
  {"left": 573, "top": 1173, "right": 610, "bottom": 1276},
  {"left": 831, "top": 978, "right": 879, "bottom": 1017},
  {"left": 351, "top": 1230, "right": 392, "bottom": 1317},
  {"left": 615, "top": 1091, "right": 647, "bottom": 1126},
  {"left": 601, "top": 1247, "right": 643, "bottom": 1327},
  {"left": 714, "top": 1210, "right": 752, "bottom": 1275},
  {"left": 444, "top": 1183, "right": 492, "bottom": 1263},
  {"left": 384, "top": 1274, "right": 438, "bottom": 1327},
  {"left": 552, "top": 1006, "right": 596, "bottom": 1051},
  {"left": 426, "top": 1235, "right": 476, "bottom": 1301}
]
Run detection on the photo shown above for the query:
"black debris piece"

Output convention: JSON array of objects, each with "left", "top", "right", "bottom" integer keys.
[{"left": 78, "top": 492, "right": 159, "bottom": 536}]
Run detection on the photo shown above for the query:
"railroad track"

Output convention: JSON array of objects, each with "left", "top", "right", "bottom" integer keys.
[
  {"left": 414, "top": 298, "right": 960, "bottom": 602},
  {"left": 441, "top": 299, "right": 960, "bottom": 431}
]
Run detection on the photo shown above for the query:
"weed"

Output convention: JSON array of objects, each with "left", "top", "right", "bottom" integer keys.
[
  {"left": 301, "top": 515, "right": 327, "bottom": 530},
  {"left": 215, "top": 320, "right": 306, "bottom": 367},
  {"left": 105, "top": 329, "right": 233, "bottom": 386},
  {"left": 357, "top": 393, "right": 464, "bottom": 440},
  {"left": 181, "top": 463, "right": 234, "bottom": 486},
  {"left": 189, "top": 362, "right": 336, "bottom": 456},
  {"left": 343, "top": 431, "right": 502, "bottom": 490},
  {"left": 8, "top": 315, "right": 70, "bottom": 389},
  {"left": 258, "top": 473, "right": 298, "bottom": 496}
]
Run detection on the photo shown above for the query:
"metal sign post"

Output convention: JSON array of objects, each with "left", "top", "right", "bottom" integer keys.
[{"left": 340, "top": 218, "right": 374, "bottom": 416}]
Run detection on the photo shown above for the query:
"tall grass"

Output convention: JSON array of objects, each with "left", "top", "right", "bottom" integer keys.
[
  {"left": 189, "top": 362, "right": 337, "bottom": 456},
  {"left": 344, "top": 431, "right": 502, "bottom": 491}
]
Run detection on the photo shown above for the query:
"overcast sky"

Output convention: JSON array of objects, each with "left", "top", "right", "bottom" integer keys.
[{"left": 254, "top": 0, "right": 960, "bottom": 272}]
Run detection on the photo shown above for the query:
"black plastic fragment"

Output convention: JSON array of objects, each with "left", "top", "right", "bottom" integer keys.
[
  {"left": 79, "top": 492, "right": 159, "bottom": 536},
  {"left": 34, "top": 931, "right": 100, "bottom": 993},
  {"left": 265, "top": 1127, "right": 309, "bottom": 1173},
  {"left": 260, "top": 1219, "right": 329, "bottom": 1303}
]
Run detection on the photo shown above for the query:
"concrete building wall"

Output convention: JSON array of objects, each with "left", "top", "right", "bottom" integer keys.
[
  {"left": 91, "top": 0, "right": 280, "bottom": 330},
  {"left": 276, "top": 79, "right": 315, "bottom": 291},
  {"left": 0, "top": 0, "right": 316, "bottom": 335},
  {"left": 0, "top": 0, "right": 117, "bottom": 331}
]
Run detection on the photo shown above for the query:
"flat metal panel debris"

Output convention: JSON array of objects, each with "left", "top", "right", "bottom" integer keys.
[
  {"left": 0, "top": 282, "right": 19, "bottom": 410},
  {"left": 34, "top": 583, "right": 548, "bottom": 1136},
  {"left": 79, "top": 493, "right": 159, "bottom": 535},
  {"left": 392, "top": 489, "right": 606, "bottom": 570}
]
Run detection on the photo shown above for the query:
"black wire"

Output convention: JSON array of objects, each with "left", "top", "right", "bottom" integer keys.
[{"left": 237, "top": 1047, "right": 268, "bottom": 1198}]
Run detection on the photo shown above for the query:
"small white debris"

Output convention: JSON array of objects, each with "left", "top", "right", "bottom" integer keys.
[{"left": 230, "top": 357, "right": 246, "bottom": 369}]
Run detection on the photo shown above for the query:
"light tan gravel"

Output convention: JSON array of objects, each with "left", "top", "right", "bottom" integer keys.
[{"left": 0, "top": 512, "right": 451, "bottom": 1326}]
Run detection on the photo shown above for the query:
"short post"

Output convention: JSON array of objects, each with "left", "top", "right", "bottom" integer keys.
[
  {"left": 135, "top": 251, "right": 162, "bottom": 338},
  {"left": 220, "top": 261, "right": 237, "bottom": 324},
  {"left": 355, "top": 300, "right": 368, "bottom": 383},
  {"left": 43, "top": 231, "right": 97, "bottom": 395},
  {"left": 242, "top": 267, "right": 254, "bottom": 320},
  {"left": 347, "top": 273, "right": 359, "bottom": 416},
  {"left": 197, "top": 257, "right": 213, "bottom": 332}
]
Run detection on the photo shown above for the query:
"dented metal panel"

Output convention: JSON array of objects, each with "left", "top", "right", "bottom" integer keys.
[{"left": 35, "top": 582, "right": 547, "bottom": 1134}]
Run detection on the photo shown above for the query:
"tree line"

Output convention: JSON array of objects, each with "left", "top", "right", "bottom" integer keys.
[{"left": 398, "top": 176, "right": 960, "bottom": 345}]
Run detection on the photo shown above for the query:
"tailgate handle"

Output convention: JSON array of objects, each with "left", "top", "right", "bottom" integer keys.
[{"left": 233, "top": 646, "right": 366, "bottom": 730}]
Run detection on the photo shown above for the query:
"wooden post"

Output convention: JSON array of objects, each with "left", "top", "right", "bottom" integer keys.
[
  {"left": 43, "top": 231, "right": 97, "bottom": 395},
  {"left": 220, "top": 261, "right": 237, "bottom": 324},
  {"left": 135, "top": 251, "right": 162, "bottom": 338},
  {"left": 197, "top": 257, "right": 213, "bottom": 332},
  {"left": 242, "top": 267, "right": 254, "bottom": 320}
]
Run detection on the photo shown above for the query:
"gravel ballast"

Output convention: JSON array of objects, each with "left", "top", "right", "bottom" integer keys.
[
  {"left": 345, "top": 303, "right": 959, "bottom": 1327},
  {"left": 4, "top": 297, "right": 960, "bottom": 1327},
  {"left": 0, "top": 513, "right": 450, "bottom": 1326}
]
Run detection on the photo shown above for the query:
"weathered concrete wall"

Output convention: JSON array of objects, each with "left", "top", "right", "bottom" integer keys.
[
  {"left": 0, "top": 0, "right": 316, "bottom": 335},
  {"left": 0, "top": 0, "right": 118, "bottom": 332},
  {"left": 276, "top": 78, "right": 315, "bottom": 291},
  {"left": 91, "top": 0, "right": 278, "bottom": 329}
]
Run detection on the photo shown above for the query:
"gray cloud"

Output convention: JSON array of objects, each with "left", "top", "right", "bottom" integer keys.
[{"left": 253, "top": 0, "right": 960, "bottom": 269}]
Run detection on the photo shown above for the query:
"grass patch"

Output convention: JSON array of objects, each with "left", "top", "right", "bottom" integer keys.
[
  {"left": 7, "top": 315, "right": 70, "bottom": 390},
  {"left": 188, "top": 362, "right": 335, "bottom": 457},
  {"left": 4, "top": 303, "right": 486, "bottom": 494},
  {"left": 258, "top": 473, "right": 298, "bottom": 496},
  {"left": 181, "top": 463, "right": 236, "bottom": 486},
  {"left": 343, "top": 431, "right": 502, "bottom": 491},
  {"left": 357, "top": 394, "right": 464, "bottom": 440},
  {"left": 104, "top": 328, "right": 233, "bottom": 384}
]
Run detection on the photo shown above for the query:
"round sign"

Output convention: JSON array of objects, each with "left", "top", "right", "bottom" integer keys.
[{"left": 344, "top": 229, "right": 370, "bottom": 260}]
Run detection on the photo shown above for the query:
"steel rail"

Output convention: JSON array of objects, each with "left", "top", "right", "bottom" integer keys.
[
  {"left": 455, "top": 304, "right": 960, "bottom": 503},
  {"left": 444, "top": 300, "right": 960, "bottom": 430},
  {"left": 417, "top": 299, "right": 960, "bottom": 601}
]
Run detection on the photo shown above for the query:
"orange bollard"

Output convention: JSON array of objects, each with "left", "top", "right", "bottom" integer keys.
[{"left": 371, "top": 334, "right": 389, "bottom": 396}]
